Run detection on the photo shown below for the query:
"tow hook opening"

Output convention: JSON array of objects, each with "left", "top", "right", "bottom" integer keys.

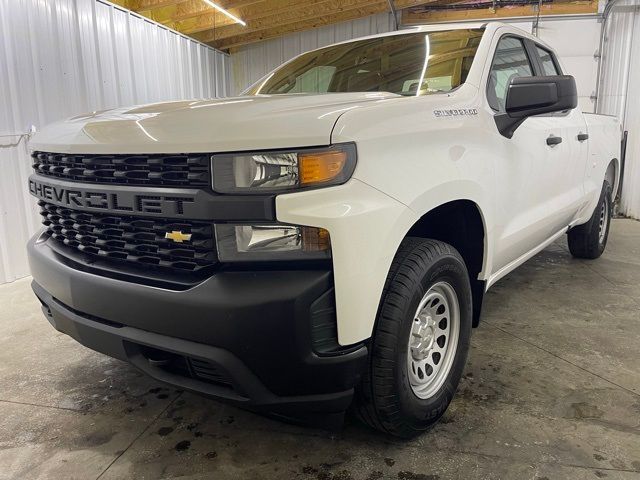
[{"left": 140, "top": 346, "right": 174, "bottom": 367}]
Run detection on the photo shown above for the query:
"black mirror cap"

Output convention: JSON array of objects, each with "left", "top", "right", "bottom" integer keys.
[{"left": 495, "top": 75, "right": 578, "bottom": 138}]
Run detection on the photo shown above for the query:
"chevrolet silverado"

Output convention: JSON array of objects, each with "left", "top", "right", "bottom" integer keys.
[{"left": 27, "top": 22, "right": 621, "bottom": 437}]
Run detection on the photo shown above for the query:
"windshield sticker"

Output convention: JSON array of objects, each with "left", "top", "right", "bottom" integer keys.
[{"left": 434, "top": 108, "right": 478, "bottom": 117}]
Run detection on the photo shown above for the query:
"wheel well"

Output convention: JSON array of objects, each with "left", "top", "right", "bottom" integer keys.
[{"left": 407, "top": 200, "right": 486, "bottom": 327}]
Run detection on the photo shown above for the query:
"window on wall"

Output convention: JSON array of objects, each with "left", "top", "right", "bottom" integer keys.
[
  {"left": 487, "top": 37, "right": 534, "bottom": 112},
  {"left": 536, "top": 46, "right": 561, "bottom": 76}
]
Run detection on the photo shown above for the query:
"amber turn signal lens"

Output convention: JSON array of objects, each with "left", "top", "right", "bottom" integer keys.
[
  {"left": 299, "top": 151, "right": 348, "bottom": 186},
  {"left": 302, "top": 227, "right": 331, "bottom": 252}
]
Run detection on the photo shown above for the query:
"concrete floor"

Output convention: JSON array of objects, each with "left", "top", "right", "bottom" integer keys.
[{"left": 1, "top": 219, "right": 639, "bottom": 480}]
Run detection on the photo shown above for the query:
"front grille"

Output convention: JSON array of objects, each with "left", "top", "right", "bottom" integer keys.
[
  {"left": 164, "top": 355, "right": 234, "bottom": 388},
  {"left": 39, "top": 201, "right": 217, "bottom": 273},
  {"left": 32, "top": 151, "right": 210, "bottom": 187}
]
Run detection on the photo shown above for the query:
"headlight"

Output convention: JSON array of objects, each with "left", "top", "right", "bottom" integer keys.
[
  {"left": 215, "top": 224, "right": 331, "bottom": 262},
  {"left": 212, "top": 143, "right": 356, "bottom": 194}
]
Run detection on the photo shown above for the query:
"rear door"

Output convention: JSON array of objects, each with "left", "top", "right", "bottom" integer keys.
[{"left": 530, "top": 43, "right": 589, "bottom": 224}]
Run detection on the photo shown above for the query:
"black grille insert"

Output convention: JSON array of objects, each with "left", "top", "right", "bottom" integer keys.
[
  {"left": 137, "top": 345, "right": 234, "bottom": 390},
  {"left": 32, "top": 151, "right": 210, "bottom": 187},
  {"left": 39, "top": 201, "right": 217, "bottom": 273}
]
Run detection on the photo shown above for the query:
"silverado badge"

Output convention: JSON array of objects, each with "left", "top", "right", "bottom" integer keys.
[{"left": 165, "top": 231, "right": 192, "bottom": 243}]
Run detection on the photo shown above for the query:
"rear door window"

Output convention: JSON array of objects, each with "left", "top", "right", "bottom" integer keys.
[{"left": 535, "top": 45, "right": 561, "bottom": 76}]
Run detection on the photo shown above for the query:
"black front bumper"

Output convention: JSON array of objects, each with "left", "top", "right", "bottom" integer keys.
[{"left": 28, "top": 234, "right": 368, "bottom": 421}]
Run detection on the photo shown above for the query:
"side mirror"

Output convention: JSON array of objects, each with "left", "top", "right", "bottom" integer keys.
[{"left": 495, "top": 75, "right": 578, "bottom": 138}]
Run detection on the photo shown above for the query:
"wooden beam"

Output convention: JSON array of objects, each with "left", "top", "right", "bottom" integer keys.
[
  {"left": 173, "top": 0, "right": 316, "bottom": 33},
  {"left": 132, "top": 0, "right": 186, "bottom": 9},
  {"left": 176, "top": 0, "right": 355, "bottom": 33},
  {"left": 402, "top": 0, "right": 598, "bottom": 23},
  {"left": 394, "top": 0, "right": 468, "bottom": 8},
  {"left": 142, "top": 0, "right": 263, "bottom": 23},
  {"left": 162, "top": 6, "right": 236, "bottom": 29},
  {"left": 134, "top": 0, "right": 261, "bottom": 14},
  {"left": 108, "top": 0, "right": 138, "bottom": 9},
  {"left": 136, "top": 5, "right": 185, "bottom": 24},
  {"left": 168, "top": 0, "right": 278, "bottom": 23},
  {"left": 216, "top": 0, "right": 264, "bottom": 6}
]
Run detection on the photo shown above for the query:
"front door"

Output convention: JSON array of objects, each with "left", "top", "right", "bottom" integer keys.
[{"left": 486, "top": 35, "right": 585, "bottom": 274}]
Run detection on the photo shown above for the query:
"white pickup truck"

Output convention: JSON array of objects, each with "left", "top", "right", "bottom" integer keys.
[{"left": 27, "top": 22, "right": 620, "bottom": 437}]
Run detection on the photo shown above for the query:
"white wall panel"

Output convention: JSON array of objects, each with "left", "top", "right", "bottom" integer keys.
[
  {"left": 536, "top": 18, "right": 602, "bottom": 112},
  {"left": 598, "top": 1, "right": 640, "bottom": 219},
  {"left": 0, "top": 0, "right": 230, "bottom": 284}
]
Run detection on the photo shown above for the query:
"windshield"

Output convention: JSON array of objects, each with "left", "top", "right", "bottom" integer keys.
[{"left": 246, "top": 28, "right": 484, "bottom": 96}]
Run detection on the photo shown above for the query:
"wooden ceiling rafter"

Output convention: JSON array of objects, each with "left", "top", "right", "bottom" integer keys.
[
  {"left": 137, "top": 0, "right": 264, "bottom": 27},
  {"left": 178, "top": 0, "right": 373, "bottom": 35},
  {"left": 163, "top": 1, "right": 257, "bottom": 23}
]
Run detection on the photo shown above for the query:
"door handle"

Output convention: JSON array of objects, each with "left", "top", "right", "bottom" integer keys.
[
  {"left": 546, "top": 135, "right": 563, "bottom": 146},
  {"left": 577, "top": 133, "right": 589, "bottom": 142}
]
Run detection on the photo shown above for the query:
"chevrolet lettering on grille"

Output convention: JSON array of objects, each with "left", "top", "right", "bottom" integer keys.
[{"left": 28, "top": 178, "right": 194, "bottom": 216}]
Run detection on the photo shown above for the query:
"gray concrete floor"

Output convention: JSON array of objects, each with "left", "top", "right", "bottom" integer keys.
[{"left": 1, "top": 219, "right": 639, "bottom": 480}]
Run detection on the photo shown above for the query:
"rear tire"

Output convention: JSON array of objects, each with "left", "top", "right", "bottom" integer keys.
[
  {"left": 568, "top": 181, "right": 612, "bottom": 259},
  {"left": 355, "top": 238, "right": 472, "bottom": 438}
]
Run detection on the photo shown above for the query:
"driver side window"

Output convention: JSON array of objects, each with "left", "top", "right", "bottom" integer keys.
[{"left": 487, "top": 37, "right": 534, "bottom": 112}]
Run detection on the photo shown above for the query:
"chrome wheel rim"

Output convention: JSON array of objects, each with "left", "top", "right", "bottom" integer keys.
[
  {"left": 407, "top": 281, "right": 460, "bottom": 399},
  {"left": 598, "top": 196, "right": 609, "bottom": 245}
]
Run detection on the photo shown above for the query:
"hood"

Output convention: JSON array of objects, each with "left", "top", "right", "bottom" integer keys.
[{"left": 29, "top": 93, "right": 399, "bottom": 154}]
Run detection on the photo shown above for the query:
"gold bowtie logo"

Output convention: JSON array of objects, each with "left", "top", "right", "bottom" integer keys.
[{"left": 165, "top": 231, "right": 192, "bottom": 243}]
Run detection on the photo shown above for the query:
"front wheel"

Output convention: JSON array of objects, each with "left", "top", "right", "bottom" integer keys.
[
  {"left": 568, "top": 180, "right": 612, "bottom": 259},
  {"left": 355, "top": 238, "right": 472, "bottom": 438}
]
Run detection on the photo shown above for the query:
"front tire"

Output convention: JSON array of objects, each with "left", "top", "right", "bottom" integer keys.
[
  {"left": 355, "top": 238, "right": 472, "bottom": 438},
  {"left": 568, "top": 180, "right": 612, "bottom": 259}
]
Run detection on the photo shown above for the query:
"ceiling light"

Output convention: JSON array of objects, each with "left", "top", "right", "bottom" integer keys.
[{"left": 202, "top": 0, "right": 247, "bottom": 27}]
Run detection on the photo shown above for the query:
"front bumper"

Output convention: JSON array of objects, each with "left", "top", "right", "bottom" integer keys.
[{"left": 28, "top": 234, "right": 368, "bottom": 421}]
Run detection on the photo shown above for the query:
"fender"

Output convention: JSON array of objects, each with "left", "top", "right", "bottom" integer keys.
[{"left": 277, "top": 178, "right": 491, "bottom": 346}]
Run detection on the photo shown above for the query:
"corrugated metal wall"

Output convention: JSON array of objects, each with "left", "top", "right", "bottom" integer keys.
[
  {"left": 598, "top": 1, "right": 640, "bottom": 219},
  {"left": 0, "top": 0, "right": 231, "bottom": 284}
]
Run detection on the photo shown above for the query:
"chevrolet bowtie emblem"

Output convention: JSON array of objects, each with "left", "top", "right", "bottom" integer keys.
[{"left": 165, "top": 231, "right": 192, "bottom": 243}]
